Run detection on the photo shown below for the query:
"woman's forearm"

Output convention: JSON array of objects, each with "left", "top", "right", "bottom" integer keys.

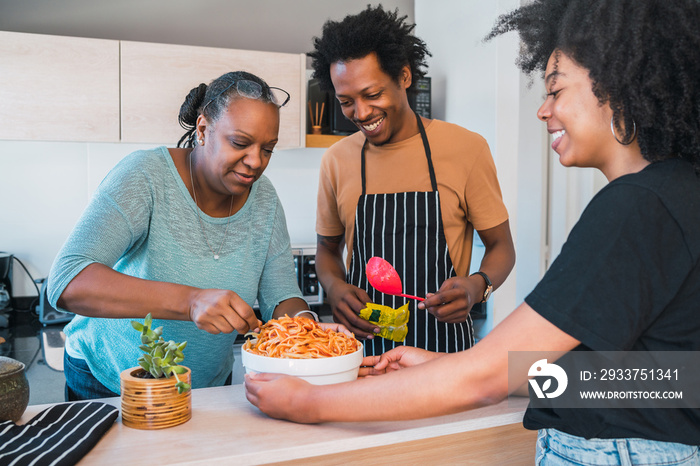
[
  {"left": 310, "top": 345, "right": 508, "bottom": 422},
  {"left": 57, "top": 262, "right": 198, "bottom": 321}
]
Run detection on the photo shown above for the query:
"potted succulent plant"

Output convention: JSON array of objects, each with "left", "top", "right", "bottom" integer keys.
[{"left": 119, "top": 313, "right": 192, "bottom": 430}]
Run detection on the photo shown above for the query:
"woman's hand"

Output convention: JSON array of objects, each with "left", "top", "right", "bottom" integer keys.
[
  {"left": 188, "top": 289, "right": 261, "bottom": 334},
  {"left": 244, "top": 373, "right": 320, "bottom": 423},
  {"left": 359, "top": 346, "right": 442, "bottom": 377}
]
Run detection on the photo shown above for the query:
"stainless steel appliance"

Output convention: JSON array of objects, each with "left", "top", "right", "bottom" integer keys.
[{"left": 292, "top": 245, "right": 324, "bottom": 307}]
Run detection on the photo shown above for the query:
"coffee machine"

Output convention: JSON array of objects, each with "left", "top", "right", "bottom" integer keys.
[{"left": 0, "top": 252, "right": 13, "bottom": 311}]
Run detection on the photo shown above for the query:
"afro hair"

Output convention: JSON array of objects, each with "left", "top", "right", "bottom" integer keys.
[
  {"left": 487, "top": 0, "right": 700, "bottom": 170},
  {"left": 309, "top": 4, "right": 431, "bottom": 94}
]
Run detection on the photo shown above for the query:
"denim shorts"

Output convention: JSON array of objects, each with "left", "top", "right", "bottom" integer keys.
[
  {"left": 63, "top": 352, "right": 119, "bottom": 401},
  {"left": 536, "top": 428, "right": 700, "bottom": 465},
  {"left": 63, "top": 352, "right": 234, "bottom": 401}
]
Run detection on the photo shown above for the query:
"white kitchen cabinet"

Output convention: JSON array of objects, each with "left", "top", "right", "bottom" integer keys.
[
  {"left": 0, "top": 31, "right": 306, "bottom": 147},
  {"left": 0, "top": 31, "right": 120, "bottom": 142},
  {"left": 120, "top": 41, "right": 306, "bottom": 149}
]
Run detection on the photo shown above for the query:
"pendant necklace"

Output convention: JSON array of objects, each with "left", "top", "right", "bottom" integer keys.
[{"left": 189, "top": 151, "right": 234, "bottom": 260}]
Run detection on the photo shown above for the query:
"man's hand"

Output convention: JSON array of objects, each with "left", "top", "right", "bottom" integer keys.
[
  {"left": 418, "top": 276, "right": 483, "bottom": 323},
  {"left": 327, "top": 282, "right": 379, "bottom": 339},
  {"left": 188, "top": 289, "right": 261, "bottom": 334}
]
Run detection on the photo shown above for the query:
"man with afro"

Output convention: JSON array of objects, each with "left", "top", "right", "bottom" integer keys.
[{"left": 309, "top": 5, "right": 515, "bottom": 357}]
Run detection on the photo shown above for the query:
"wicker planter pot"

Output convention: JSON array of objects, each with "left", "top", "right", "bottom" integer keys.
[{"left": 120, "top": 366, "right": 192, "bottom": 430}]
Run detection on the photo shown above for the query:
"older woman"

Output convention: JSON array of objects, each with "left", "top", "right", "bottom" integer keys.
[
  {"left": 245, "top": 1, "right": 700, "bottom": 463},
  {"left": 49, "top": 71, "right": 324, "bottom": 400}
]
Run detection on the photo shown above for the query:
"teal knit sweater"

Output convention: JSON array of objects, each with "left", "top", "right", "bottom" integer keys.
[{"left": 48, "top": 147, "right": 302, "bottom": 393}]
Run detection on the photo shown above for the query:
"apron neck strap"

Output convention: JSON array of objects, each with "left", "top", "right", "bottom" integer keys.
[
  {"left": 416, "top": 113, "right": 438, "bottom": 192},
  {"left": 361, "top": 112, "right": 438, "bottom": 195}
]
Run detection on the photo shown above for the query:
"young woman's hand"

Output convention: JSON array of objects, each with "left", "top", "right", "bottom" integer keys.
[
  {"left": 359, "top": 346, "right": 443, "bottom": 377},
  {"left": 188, "top": 289, "right": 261, "bottom": 334},
  {"left": 244, "top": 373, "right": 320, "bottom": 423}
]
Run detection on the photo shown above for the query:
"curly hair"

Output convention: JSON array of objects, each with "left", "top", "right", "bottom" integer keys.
[
  {"left": 308, "top": 4, "right": 431, "bottom": 94},
  {"left": 176, "top": 71, "right": 278, "bottom": 148},
  {"left": 487, "top": 0, "right": 700, "bottom": 171}
]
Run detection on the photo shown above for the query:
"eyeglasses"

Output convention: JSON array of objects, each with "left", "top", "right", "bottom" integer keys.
[{"left": 202, "top": 79, "right": 290, "bottom": 113}]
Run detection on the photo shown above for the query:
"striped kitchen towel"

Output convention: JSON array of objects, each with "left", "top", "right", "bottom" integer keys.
[{"left": 0, "top": 401, "right": 118, "bottom": 466}]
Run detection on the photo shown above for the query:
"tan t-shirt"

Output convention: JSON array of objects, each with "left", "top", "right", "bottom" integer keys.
[{"left": 316, "top": 119, "right": 509, "bottom": 276}]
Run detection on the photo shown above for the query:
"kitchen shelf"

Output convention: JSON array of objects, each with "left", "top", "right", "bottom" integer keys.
[{"left": 305, "top": 134, "right": 346, "bottom": 148}]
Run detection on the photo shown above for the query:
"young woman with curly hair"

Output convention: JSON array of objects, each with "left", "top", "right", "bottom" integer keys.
[{"left": 247, "top": 1, "right": 700, "bottom": 463}]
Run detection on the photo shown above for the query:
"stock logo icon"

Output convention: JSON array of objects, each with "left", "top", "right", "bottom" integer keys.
[{"left": 528, "top": 359, "right": 568, "bottom": 399}]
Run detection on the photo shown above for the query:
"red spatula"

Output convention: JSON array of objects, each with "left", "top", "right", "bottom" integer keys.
[{"left": 366, "top": 256, "right": 425, "bottom": 301}]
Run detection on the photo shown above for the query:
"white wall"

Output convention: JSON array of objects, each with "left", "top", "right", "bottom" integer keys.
[{"left": 415, "top": 0, "right": 549, "bottom": 326}]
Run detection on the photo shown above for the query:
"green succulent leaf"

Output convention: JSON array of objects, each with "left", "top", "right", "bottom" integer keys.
[
  {"left": 175, "top": 381, "right": 191, "bottom": 394},
  {"left": 131, "top": 321, "right": 144, "bottom": 331},
  {"left": 171, "top": 366, "right": 188, "bottom": 374}
]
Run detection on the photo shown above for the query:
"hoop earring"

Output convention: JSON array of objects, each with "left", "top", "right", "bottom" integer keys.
[{"left": 611, "top": 116, "right": 637, "bottom": 145}]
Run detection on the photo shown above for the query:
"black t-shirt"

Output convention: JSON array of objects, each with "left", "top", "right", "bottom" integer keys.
[{"left": 523, "top": 159, "right": 700, "bottom": 445}]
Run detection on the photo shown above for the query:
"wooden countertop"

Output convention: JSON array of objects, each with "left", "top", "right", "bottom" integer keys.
[{"left": 19, "top": 385, "right": 535, "bottom": 465}]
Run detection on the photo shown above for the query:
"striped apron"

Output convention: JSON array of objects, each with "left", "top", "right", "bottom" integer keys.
[{"left": 347, "top": 113, "right": 474, "bottom": 356}]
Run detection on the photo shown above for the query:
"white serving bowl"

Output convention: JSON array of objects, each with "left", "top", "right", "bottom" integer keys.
[{"left": 241, "top": 343, "right": 363, "bottom": 385}]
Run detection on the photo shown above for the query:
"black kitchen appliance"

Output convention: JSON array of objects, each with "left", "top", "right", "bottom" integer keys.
[
  {"left": 36, "top": 278, "right": 73, "bottom": 325},
  {"left": 0, "top": 252, "right": 14, "bottom": 311},
  {"left": 329, "top": 95, "right": 359, "bottom": 135},
  {"left": 408, "top": 77, "right": 432, "bottom": 119},
  {"left": 307, "top": 78, "right": 334, "bottom": 135}
]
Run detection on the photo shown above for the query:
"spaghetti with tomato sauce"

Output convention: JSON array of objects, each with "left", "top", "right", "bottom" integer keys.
[{"left": 243, "top": 315, "right": 359, "bottom": 358}]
